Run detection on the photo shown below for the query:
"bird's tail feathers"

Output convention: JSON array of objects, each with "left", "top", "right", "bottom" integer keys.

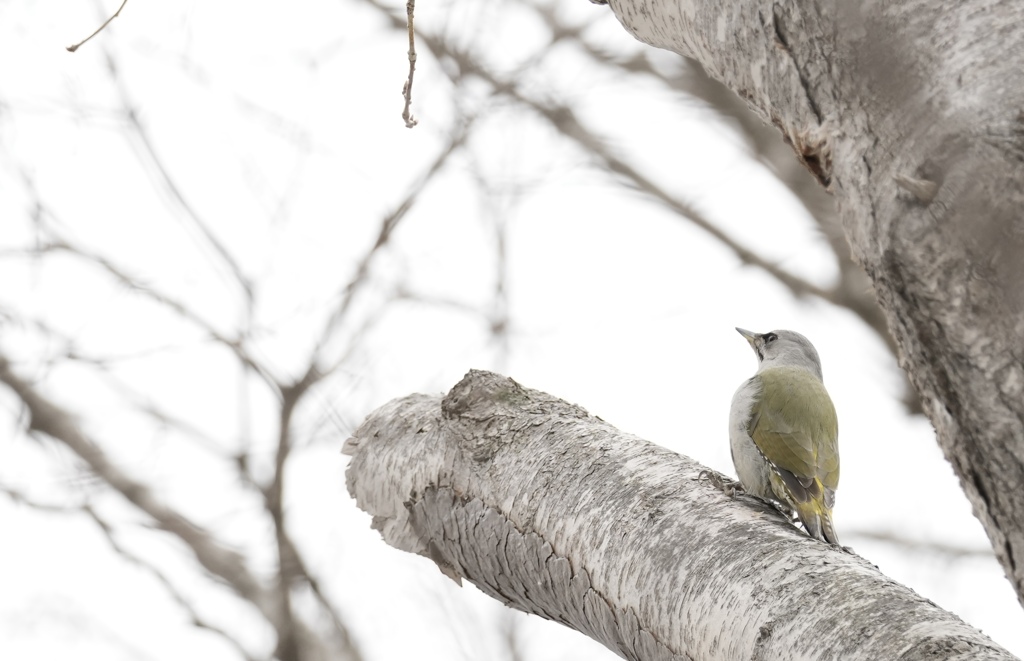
[
  {"left": 820, "top": 509, "right": 839, "bottom": 545},
  {"left": 792, "top": 494, "right": 839, "bottom": 545},
  {"left": 770, "top": 471, "right": 839, "bottom": 544}
]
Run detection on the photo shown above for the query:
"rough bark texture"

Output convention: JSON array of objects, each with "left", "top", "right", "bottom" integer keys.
[
  {"left": 345, "top": 370, "right": 1015, "bottom": 661},
  {"left": 604, "top": 0, "right": 1024, "bottom": 604}
]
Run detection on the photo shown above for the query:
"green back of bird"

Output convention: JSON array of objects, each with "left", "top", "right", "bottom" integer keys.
[{"left": 749, "top": 366, "right": 839, "bottom": 543}]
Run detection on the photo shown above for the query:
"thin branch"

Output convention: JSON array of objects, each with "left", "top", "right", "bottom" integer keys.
[
  {"left": 457, "top": 142, "right": 520, "bottom": 372},
  {"left": 257, "top": 368, "right": 363, "bottom": 660},
  {"left": 498, "top": 610, "right": 526, "bottom": 661},
  {"left": 316, "top": 295, "right": 392, "bottom": 385},
  {"left": 42, "top": 237, "right": 278, "bottom": 393},
  {"left": 490, "top": 214, "right": 511, "bottom": 373},
  {"left": 402, "top": 0, "right": 419, "bottom": 128},
  {"left": 0, "top": 354, "right": 281, "bottom": 628},
  {"left": 3, "top": 298, "right": 273, "bottom": 496},
  {"left": 66, "top": 0, "right": 128, "bottom": 52},
  {"left": 82, "top": 507, "right": 261, "bottom": 661},
  {"left": 392, "top": 286, "right": 486, "bottom": 316},
  {"left": 7, "top": 174, "right": 276, "bottom": 392},
  {"left": 0, "top": 484, "right": 259, "bottom": 659},
  {"left": 364, "top": 0, "right": 830, "bottom": 302},
  {"left": 97, "top": 371, "right": 231, "bottom": 457},
  {"left": 311, "top": 119, "right": 472, "bottom": 368},
  {"left": 282, "top": 535, "right": 362, "bottom": 659},
  {"left": 101, "top": 49, "right": 255, "bottom": 311},
  {"left": 266, "top": 381, "right": 306, "bottom": 661},
  {"left": 397, "top": 24, "right": 832, "bottom": 302},
  {"left": 1, "top": 363, "right": 359, "bottom": 659},
  {"left": 0, "top": 311, "right": 237, "bottom": 460},
  {"left": 304, "top": 393, "right": 358, "bottom": 448},
  {"left": 0, "top": 484, "right": 83, "bottom": 513}
]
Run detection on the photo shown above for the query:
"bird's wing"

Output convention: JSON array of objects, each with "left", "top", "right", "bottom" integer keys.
[{"left": 748, "top": 368, "right": 839, "bottom": 491}]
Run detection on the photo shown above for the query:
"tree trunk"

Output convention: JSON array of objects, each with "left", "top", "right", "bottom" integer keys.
[
  {"left": 344, "top": 370, "right": 1015, "bottom": 661},
  {"left": 602, "top": 0, "right": 1024, "bottom": 603}
]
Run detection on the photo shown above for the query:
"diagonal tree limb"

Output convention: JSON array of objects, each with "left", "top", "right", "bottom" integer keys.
[
  {"left": 345, "top": 370, "right": 1014, "bottom": 661},
  {"left": 0, "top": 354, "right": 284, "bottom": 633},
  {"left": 0, "top": 305, "right": 271, "bottom": 485},
  {"left": 1, "top": 322, "right": 362, "bottom": 661}
]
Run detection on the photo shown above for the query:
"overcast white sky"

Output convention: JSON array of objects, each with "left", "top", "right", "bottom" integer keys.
[{"left": 1, "top": 1, "right": 1021, "bottom": 659}]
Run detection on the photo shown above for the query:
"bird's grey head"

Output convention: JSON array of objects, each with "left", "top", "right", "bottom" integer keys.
[{"left": 735, "top": 328, "right": 823, "bottom": 380}]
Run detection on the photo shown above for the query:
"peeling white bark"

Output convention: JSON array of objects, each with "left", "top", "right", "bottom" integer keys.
[
  {"left": 604, "top": 0, "right": 1024, "bottom": 605},
  {"left": 345, "top": 370, "right": 1015, "bottom": 661}
]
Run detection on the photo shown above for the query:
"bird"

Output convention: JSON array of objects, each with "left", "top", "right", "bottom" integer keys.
[{"left": 728, "top": 328, "right": 840, "bottom": 544}]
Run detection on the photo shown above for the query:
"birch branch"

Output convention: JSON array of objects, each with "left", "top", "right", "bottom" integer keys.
[{"left": 344, "top": 369, "right": 1014, "bottom": 661}]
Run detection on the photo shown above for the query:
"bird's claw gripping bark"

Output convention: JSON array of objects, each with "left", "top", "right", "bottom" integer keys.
[
  {"left": 698, "top": 471, "right": 800, "bottom": 523},
  {"left": 698, "top": 469, "right": 745, "bottom": 497}
]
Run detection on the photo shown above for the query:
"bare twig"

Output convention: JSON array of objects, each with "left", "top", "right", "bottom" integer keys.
[
  {"left": 8, "top": 166, "right": 275, "bottom": 392},
  {"left": 304, "top": 393, "right": 358, "bottom": 448},
  {"left": 66, "top": 0, "right": 128, "bottom": 52},
  {"left": 402, "top": 0, "right": 419, "bottom": 128},
  {"left": 1, "top": 333, "right": 360, "bottom": 660},
  {"left": 41, "top": 237, "right": 278, "bottom": 392},
  {"left": 82, "top": 507, "right": 261, "bottom": 661},
  {"left": 0, "top": 354, "right": 280, "bottom": 627},
  {"left": 490, "top": 214, "right": 511, "bottom": 372},
  {"left": 365, "top": 0, "right": 830, "bottom": 303},
  {"left": 458, "top": 143, "right": 520, "bottom": 371},
  {"left": 403, "top": 28, "right": 833, "bottom": 302},
  {"left": 311, "top": 119, "right": 472, "bottom": 368},
  {"left": 256, "top": 370, "right": 363, "bottom": 661},
  {"left": 102, "top": 49, "right": 255, "bottom": 310},
  {"left": 392, "top": 287, "right": 486, "bottom": 315},
  {"left": 266, "top": 381, "right": 307, "bottom": 661},
  {"left": 0, "top": 484, "right": 82, "bottom": 512},
  {"left": 0, "top": 312, "right": 234, "bottom": 461},
  {"left": 498, "top": 610, "right": 526, "bottom": 661},
  {"left": 281, "top": 535, "right": 361, "bottom": 657},
  {"left": 0, "top": 484, "right": 259, "bottom": 659}
]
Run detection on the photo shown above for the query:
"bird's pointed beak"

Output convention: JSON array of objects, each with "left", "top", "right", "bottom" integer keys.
[{"left": 735, "top": 327, "right": 759, "bottom": 345}]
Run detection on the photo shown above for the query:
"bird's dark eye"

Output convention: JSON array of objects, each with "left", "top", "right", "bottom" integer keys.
[{"left": 764, "top": 332, "right": 778, "bottom": 343}]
